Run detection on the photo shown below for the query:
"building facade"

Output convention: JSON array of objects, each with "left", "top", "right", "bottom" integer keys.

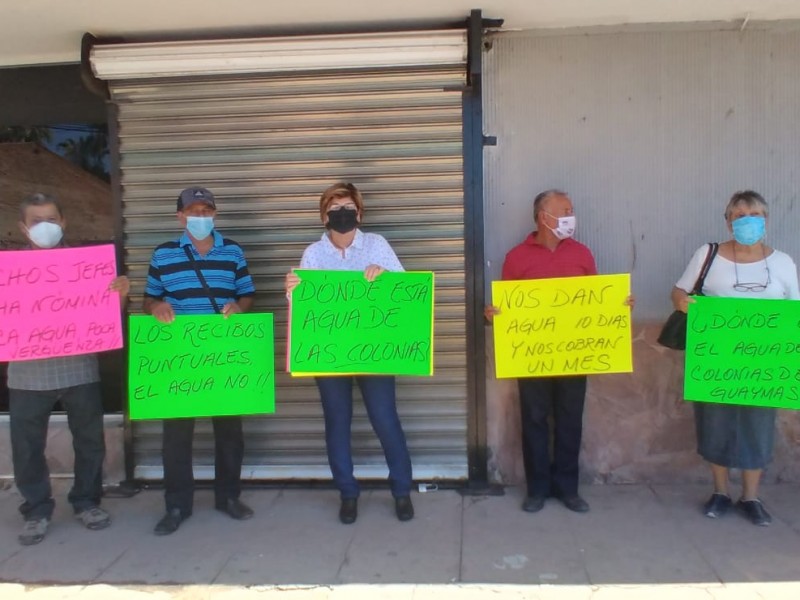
[{"left": 1, "top": 6, "right": 799, "bottom": 486}]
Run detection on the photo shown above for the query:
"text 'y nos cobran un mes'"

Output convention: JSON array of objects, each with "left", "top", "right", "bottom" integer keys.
[{"left": 499, "top": 282, "right": 628, "bottom": 375}]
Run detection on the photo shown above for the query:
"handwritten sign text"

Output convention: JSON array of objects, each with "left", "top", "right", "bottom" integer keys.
[
  {"left": 685, "top": 296, "right": 800, "bottom": 409},
  {"left": 128, "top": 313, "right": 275, "bottom": 419},
  {"left": 289, "top": 270, "right": 434, "bottom": 376},
  {"left": 0, "top": 245, "right": 122, "bottom": 361},
  {"left": 492, "top": 274, "right": 632, "bottom": 378}
]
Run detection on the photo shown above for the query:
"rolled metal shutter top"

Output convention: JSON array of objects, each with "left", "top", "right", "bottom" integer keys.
[
  {"left": 92, "top": 30, "right": 468, "bottom": 481},
  {"left": 90, "top": 31, "right": 467, "bottom": 79}
]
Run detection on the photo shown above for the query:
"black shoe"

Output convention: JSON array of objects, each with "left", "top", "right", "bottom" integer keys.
[
  {"left": 522, "top": 494, "right": 546, "bottom": 513},
  {"left": 216, "top": 498, "right": 254, "bottom": 521},
  {"left": 737, "top": 499, "right": 772, "bottom": 526},
  {"left": 559, "top": 494, "right": 590, "bottom": 513},
  {"left": 339, "top": 498, "right": 358, "bottom": 524},
  {"left": 154, "top": 509, "right": 186, "bottom": 536},
  {"left": 703, "top": 493, "right": 732, "bottom": 518},
  {"left": 395, "top": 496, "right": 414, "bottom": 522},
  {"left": 102, "top": 481, "right": 141, "bottom": 498}
]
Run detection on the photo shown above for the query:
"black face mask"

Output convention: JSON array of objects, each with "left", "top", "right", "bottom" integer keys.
[{"left": 326, "top": 208, "right": 359, "bottom": 234}]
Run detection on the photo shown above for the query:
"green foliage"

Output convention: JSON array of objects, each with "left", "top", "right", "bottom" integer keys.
[
  {"left": 58, "top": 125, "right": 109, "bottom": 182},
  {"left": 0, "top": 126, "right": 53, "bottom": 144}
]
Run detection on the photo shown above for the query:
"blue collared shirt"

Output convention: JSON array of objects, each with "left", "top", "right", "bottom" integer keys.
[{"left": 145, "top": 230, "right": 255, "bottom": 315}]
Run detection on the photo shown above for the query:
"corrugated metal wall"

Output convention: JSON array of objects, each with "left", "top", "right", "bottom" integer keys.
[
  {"left": 483, "top": 27, "right": 800, "bottom": 319},
  {"left": 112, "top": 66, "right": 468, "bottom": 480}
]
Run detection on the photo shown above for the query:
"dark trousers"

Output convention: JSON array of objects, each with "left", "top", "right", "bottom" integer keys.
[
  {"left": 9, "top": 383, "right": 105, "bottom": 520},
  {"left": 518, "top": 376, "right": 587, "bottom": 498},
  {"left": 316, "top": 375, "right": 413, "bottom": 499},
  {"left": 162, "top": 416, "right": 244, "bottom": 515}
]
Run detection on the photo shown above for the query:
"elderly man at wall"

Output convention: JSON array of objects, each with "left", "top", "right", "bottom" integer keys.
[
  {"left": 671, "top": 190, "right": 799, "bottom": 527},
  {"left": 144, "top": 187, "right": 256, "bottom": 535},
  {"left": 7, "top": 193, "right": 130, "bottom": 546},
  {"left": 487, "top": 189, "right": 598, "bottom": 514}
]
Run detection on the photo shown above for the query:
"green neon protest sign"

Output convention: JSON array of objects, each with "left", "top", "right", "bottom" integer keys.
[
  {"left": 289, "top": 270, "right": 434, "bottom": 376},
  {"left": 128, "top": 313, "right": 275, "bottom": 420},
  {"left": 684, "top": 295, "right": 800, "bottom": 410}
]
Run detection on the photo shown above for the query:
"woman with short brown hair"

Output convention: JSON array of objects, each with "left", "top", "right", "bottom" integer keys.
[{"left": 286, "top": 182, "right": 414, "bottom": 525}]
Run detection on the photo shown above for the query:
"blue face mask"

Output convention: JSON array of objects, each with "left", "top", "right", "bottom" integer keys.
[
  {"left": 186, "top": 216, "right": 214, "bottom": 240},
  {"left": 731, "top": 215, "right": 765, "bottom": 246}
]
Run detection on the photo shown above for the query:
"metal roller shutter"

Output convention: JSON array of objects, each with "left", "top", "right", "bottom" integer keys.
[{"left": 92, "top": 31, "right": 468, "bottom": 481}]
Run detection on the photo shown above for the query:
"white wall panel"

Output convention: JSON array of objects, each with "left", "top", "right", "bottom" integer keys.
[{"left": 484, "top": 27, "right": 800, "bottom": 319}]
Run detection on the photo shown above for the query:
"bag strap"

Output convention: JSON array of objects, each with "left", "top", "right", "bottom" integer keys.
[
  {"left": 691, "top": 242, "right": 719, "bottom": 295},
  {"left": 182, "top": 245, "right": 222, "bottom": 314}
]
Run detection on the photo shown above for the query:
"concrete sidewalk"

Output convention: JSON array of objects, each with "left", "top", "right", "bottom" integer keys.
[{"left": 1, "top": 481, "right": 800, "bottom": 598}]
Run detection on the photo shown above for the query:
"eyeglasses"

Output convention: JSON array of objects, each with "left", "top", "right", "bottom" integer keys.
[{"left": 732, "top": 246, "right": 771, "bottom": 292}]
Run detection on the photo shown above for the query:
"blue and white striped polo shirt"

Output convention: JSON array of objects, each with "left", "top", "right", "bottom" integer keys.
[{"left": 145, "top": 230, "right": 255, "bottom": 315}]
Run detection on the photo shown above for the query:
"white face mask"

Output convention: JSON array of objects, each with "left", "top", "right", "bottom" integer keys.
[
  {"left": 26, "top": 221, "right": 64, "bottom": 248},
  {"left": 544, "top": 213, "right": 576, "bottom": 240}
]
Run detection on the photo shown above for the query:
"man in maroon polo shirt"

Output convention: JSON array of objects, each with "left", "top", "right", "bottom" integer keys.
[{"left": 487, "top": 189, "right": 596, "bottom": 514}]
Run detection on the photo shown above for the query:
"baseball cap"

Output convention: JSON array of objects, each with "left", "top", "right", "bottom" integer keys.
[{"left": 177, "top": 187, "right": 216, "bottom": 211}]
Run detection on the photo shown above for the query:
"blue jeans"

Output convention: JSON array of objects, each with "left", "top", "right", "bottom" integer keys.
[
  {"left": 316, "top": 376, "right": 412, "bottom": 499},
  {"left": 9, "top": 383, "right": 105, "bottom": 520}
]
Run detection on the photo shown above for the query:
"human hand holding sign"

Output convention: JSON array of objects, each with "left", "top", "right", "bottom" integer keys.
[
  {"left": 364, "top": 264, "right": 385, "bottom": 282},
  {"left": 484, "top": 305, "right": 500, "bottom": 323},
  {"left": 222, "top": 301, "right": 241, "bottom": 319},
  {"left": 151, "top": 300, "right": 176, "bottom": 324},
  {"left": 285, "top": 268, "right": 301, "bottom": 295},
  {"left": 671, "top": 287, "right": 693, "bottom": 314},
  {"left": 108, "top": 275, "right": 130, "bottom": 296}
]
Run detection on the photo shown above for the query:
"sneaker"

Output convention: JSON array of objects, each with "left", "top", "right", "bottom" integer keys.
[
  {"left": 737, "top": 499, "right": 772, "bottom": 527},
  {"left": 75, "top": 506, "right": 111, "bottom": 530},
  {"left": 19, "top": 517, "right": 49, "bottom": 546},
  {"left": 703, "top": 493, "right": 732, "bottom": 518}
]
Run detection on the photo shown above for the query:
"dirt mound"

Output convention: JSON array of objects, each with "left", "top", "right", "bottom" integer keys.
[{"left": 0, "top": 142, "right": 113, "bottom": 248}]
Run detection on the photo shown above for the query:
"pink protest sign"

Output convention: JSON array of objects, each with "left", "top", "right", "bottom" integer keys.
[{"left": 0, "top": 244, "right": 122, "bottom": 362}]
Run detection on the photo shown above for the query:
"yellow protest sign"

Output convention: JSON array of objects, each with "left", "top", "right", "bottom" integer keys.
[{"left": 491, "top": 274, "right": 632, "bottom": 378}]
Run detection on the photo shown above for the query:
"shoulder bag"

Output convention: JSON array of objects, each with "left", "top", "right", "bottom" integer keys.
[{"left": 657, "top": 242, "right": 719, "bottom": 350}]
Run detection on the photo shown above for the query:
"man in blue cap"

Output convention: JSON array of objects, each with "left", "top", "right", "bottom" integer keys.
[{"left": 143, "top": 187, "right": 256, "bottom": 535}]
